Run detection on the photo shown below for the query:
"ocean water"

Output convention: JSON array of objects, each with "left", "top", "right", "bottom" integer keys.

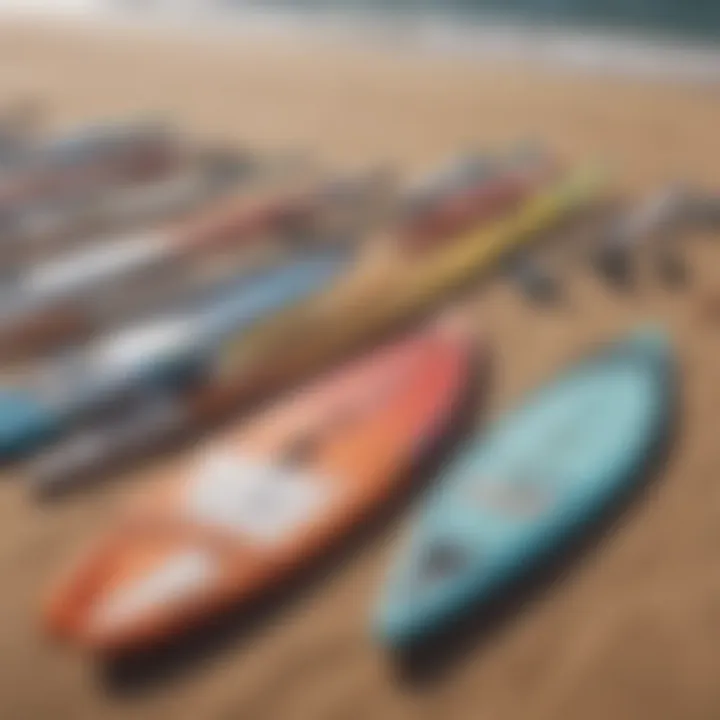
[
  {"left": 5, "top": 0, "right": 719, "bottom": 44},
  {"left": 2, "top": 0, "right": 720, "bottom": 82},
  {"left": 226, "top": 0, "right": 720, "bottom": 45}
]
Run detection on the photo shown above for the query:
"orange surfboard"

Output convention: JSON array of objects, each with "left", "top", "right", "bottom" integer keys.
[{"left": 42, "top": 314, "right": 482, "bottom": 654}]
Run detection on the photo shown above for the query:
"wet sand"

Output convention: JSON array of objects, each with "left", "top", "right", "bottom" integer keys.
[{"left": 1, "top": 17, "right": 720, "bottom": 720}]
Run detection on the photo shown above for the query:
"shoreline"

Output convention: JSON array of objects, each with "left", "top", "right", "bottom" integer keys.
[{"left": 1, "top": 1, "right": 720, "bottom": 84}]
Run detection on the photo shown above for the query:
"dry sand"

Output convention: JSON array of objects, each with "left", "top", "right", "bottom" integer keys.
[{"left": 1, "top": 17, "right": 720, "bottom": 720}]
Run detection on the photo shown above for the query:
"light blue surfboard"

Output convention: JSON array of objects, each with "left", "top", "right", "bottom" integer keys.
[
  {"left": 373, "top": 327, "right": 674, "bottom": 648},
  {"left": 0, "top": 251, "right": 348, "bottom": 457}
]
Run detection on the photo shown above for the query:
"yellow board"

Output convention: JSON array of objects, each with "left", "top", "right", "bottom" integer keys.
[{"left": 214, "top": 167, "right": 605, "bottom": 392}]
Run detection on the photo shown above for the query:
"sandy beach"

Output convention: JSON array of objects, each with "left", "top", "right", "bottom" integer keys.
[{"left": 1, "top": 15, "right": 720, "bottom": 720}]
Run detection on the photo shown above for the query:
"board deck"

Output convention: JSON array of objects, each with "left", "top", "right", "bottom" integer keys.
[
  {"left": 42, "top": 316, "right": 477, "bottom": 653},
  {"left": 0, "top": 252, "right": 349, "bottom": 457},
  {"left": 374, "top": 327, "right": 674, "bottom": 648}
]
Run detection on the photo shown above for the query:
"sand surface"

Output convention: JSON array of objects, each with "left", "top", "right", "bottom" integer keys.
[{"left": 1, "top": 18, "right": 720, "bottom": 720}]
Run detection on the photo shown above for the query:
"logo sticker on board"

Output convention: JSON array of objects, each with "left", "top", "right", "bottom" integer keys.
[{"left": 188, "top": 451, "right": 335, "bottom": 544}]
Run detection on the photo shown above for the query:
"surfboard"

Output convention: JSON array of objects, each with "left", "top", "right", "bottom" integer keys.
[
  {"left": 398, "top": 146, "right": 556, "bottom": 252},
  {"left": 26, "top": 166, "right": 604, "bottom": 488},
  {"left": 401, "top": 152, "right": 493, "bottom": 215},
  {"left": 42, "top": 315, "right": 477, "bottom": 653},
  {"left": 214, "top": 166, "right": 603, "bottom": 389},
  {"left": 0, "top": 252, "right": 349, "bottom": 458},
  {"left": 373, "top": 327, "right": 674, "bottom": 648},
  {"left": 0, "top": 118, "right": 179, "bottom": 215},
  {"left": 0, "top": 172, "right": 374, "bottom": 361},
  {"left": 4, "top": 153, "right": 252, "bottom": 271}
]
